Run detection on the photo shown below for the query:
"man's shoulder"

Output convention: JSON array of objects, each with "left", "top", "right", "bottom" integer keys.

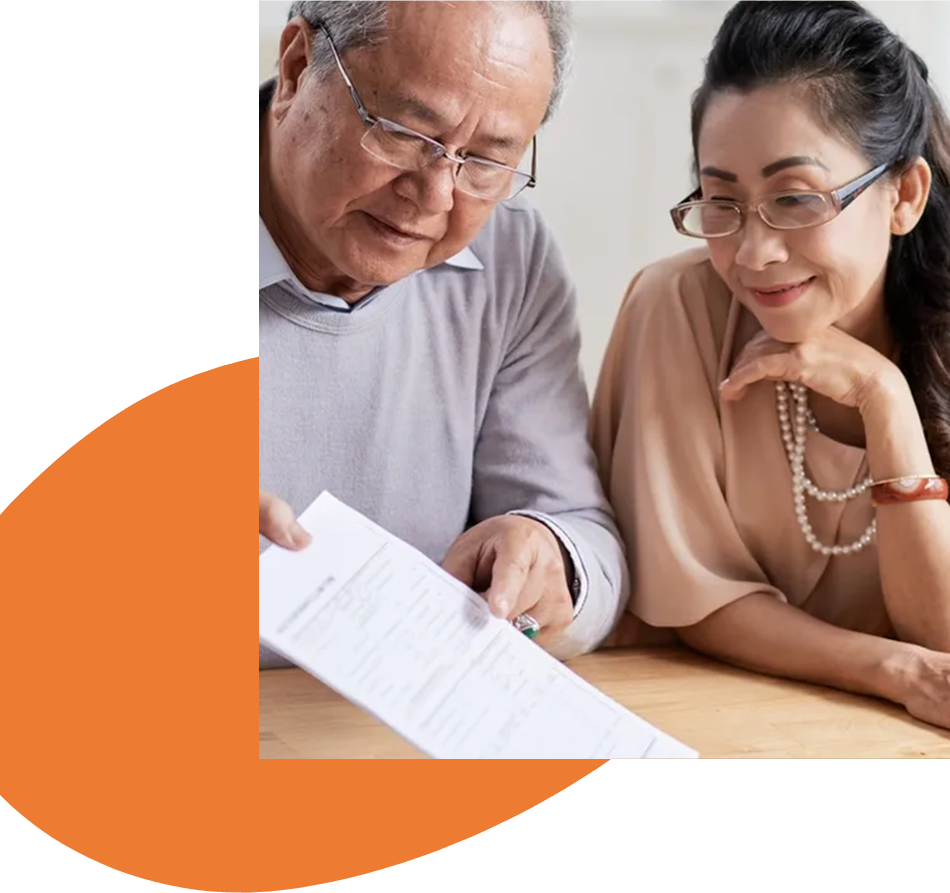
[
  {"left": 418, "top": 199, "right": 573, "bottom": 339},
  {"left": 467, "top": 195, "right": 552, "bottom": 268}
]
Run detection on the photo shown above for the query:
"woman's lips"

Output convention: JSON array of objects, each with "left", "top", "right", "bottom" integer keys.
[{"left": 749, "top": 277, "right": 816, "bottom": 309}]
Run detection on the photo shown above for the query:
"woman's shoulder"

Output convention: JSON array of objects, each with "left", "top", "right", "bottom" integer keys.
[
  {"left": 621, "top": 247, "right": 731, "bottom": 323},
  {"left": 611, "top": 249, "right": 734, "bottom": 360}
]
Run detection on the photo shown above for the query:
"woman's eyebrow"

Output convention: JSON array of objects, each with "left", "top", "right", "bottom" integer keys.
[
  {"left": 700, "top": 156, "right": 832, "bottom": 183},
  {"left": 761, "top": 155, "right": 831, "bottom": 177}
]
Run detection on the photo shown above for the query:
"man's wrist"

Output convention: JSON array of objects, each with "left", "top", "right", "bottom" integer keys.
[{"left": 506, "top": 510, "right": 587, "bottom": 613}]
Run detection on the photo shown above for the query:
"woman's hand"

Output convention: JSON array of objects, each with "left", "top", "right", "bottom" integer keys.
[
  {"left": 886, "top": 646, "right": 950, "bottom": 730},
  {"left": 719, "top": 327, "right": 904, "bottom": 415}
]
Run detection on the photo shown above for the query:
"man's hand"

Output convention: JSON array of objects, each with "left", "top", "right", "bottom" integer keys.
[
  {"left": 441, "top": 515, "right": 574, "bottom": 646},
  {"left": 259, "top": 488, "right": 311, "bottom": 550}
]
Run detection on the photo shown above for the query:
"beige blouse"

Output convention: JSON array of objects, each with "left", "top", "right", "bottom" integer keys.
[{"left": 591, "top": 248, "right": 893, "bottom": 643}]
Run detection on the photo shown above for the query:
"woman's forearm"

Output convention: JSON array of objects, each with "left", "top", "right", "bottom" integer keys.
[
  {"left": 677, "top": 592, "right": 916, "bottom": 703},
  {"left": 862, "top": 375, "right": 950, "bottom": 652}
]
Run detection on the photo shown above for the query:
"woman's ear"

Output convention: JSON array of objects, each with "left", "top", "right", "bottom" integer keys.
[{"left": 891, "top": 156, "right": 932, "bottom": 235}]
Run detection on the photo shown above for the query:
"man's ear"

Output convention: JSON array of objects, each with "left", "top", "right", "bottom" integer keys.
[{"left": 271, "top": 16, "right": 314, "bottom": 121}]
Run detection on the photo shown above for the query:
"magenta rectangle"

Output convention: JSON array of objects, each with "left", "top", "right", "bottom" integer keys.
[{"left": 700, "top": 760, "right": 950, "bottom": 865}]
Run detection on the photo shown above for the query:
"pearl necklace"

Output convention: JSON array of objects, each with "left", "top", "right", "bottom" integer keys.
[{"left": 775, "top": 382, "right": 876, "bottom": 557}]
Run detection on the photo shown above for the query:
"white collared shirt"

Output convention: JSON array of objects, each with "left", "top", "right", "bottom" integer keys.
[{"left": 258, "top": 216, "right": 483, "bottom": 310}]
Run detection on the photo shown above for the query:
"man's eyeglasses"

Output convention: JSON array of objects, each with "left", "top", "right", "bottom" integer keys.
[
  {"left": 317, "top": 23, "right": 537, "bottom": 202},
  {"left": 669, "top": 162, "right": 893, "bottom": 238}
]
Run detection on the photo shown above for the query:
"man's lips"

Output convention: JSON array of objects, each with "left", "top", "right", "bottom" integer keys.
[{"left": 363, "top": 213, "right": 434, "bottom": 241}]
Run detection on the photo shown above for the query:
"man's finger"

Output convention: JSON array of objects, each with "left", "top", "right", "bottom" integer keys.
[
  {"left": 484, "top": 546, "right": 533, "bottom": 619},
  {"left": 259, "top": 489, "right": 311, "bottom": 550},
  {"left": 507, "top": 562, "right": 573, "bottom": 643},
  {"left": 441, "top": 537, "right": 481, "bottom": 588}
]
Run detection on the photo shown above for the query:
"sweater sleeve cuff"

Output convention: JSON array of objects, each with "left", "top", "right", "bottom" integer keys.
[{"left": 506, "top": 510, "right": 588, "bottom": 620}]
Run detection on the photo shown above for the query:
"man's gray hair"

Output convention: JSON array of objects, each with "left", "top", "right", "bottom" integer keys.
[{"left": 286, "top": 1, "right": 573, "bottom": 124}]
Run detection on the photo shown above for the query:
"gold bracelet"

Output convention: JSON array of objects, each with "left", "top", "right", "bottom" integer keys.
[{"left": 869, "top": 474, "right": 939, "bottom": 487}]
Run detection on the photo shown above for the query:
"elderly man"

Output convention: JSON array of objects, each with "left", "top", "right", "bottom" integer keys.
[{"left": 259, "top": 0, "right": 626, "bottom": 666}]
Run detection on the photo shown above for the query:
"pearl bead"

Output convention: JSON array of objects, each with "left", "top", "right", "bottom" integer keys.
[{"left": 774, "top": 382, "right": 876, "bottom": 557}]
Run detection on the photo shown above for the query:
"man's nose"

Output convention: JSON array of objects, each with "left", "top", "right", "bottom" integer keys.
[{"left": 392, "top": 157, "right": 458, "bottom": 214}]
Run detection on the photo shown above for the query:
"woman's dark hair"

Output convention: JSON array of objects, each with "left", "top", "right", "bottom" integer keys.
[{"left": 692, "top": 1, "right": 950, "bottom": 483}]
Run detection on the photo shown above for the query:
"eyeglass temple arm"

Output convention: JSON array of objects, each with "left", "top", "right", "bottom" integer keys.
[
  {"left": 835, "top": 161, "right": 892, "bottom": 211},
  {"left": 317, "top": 23, "right": 377, "bottom": 128},
  {"left": 524, "top": 136, "right": 537, "bottom": 189}
]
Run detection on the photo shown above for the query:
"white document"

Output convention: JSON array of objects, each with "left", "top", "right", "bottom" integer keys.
[{"left": 259, "top": 493, "right": 697, "bottom": 759}]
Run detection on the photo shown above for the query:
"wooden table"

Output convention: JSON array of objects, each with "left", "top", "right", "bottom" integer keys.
[{"left": 259, "top": 647, "right": 950, "bottom": 758}]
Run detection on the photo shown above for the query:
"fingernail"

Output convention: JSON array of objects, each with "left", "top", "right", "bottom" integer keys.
[
  {"left": 719, "top": 377, "right": 731, "bottom": 390},
  {"left": 495, "top": 597, "right": 510, "bottom": 617},
  {"left": 283, "top": 529, "right": 298, "bottom": 549}
]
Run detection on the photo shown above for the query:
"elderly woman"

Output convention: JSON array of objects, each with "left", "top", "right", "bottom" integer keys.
[{"left": 592, "top": 1, "right": 950, "bottom": 728}]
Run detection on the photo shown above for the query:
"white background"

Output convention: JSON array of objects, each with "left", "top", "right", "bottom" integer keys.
[{"left": 260, "top": 1, "right": 950, "bottom": 389}]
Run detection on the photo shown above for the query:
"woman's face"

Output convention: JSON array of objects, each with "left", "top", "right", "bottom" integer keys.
[{"left": 697, "top": 83, "right": 899, "bottom": 345}]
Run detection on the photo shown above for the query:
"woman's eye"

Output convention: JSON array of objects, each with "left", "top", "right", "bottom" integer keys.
[
  {"left": 775, "top": 195, "right": 802, "bottom": 206},
  {"left": 774, "top": 193, "right": 815, "bottom": 208}
]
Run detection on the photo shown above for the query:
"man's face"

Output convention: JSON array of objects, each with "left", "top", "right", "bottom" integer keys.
[{"left": 266, "top": 2, "right": 554, "bottom": 296}]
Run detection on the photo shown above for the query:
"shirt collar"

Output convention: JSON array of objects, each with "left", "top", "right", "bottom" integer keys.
[
  {"left": 259, "top": 216, "right": 290, "bottom": 290},
  {"left": 441, "top": 246, "right": 484, "bottom": 270},
  {"left": 259, "top": 216, "right": 484, "bottom": 295}
]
